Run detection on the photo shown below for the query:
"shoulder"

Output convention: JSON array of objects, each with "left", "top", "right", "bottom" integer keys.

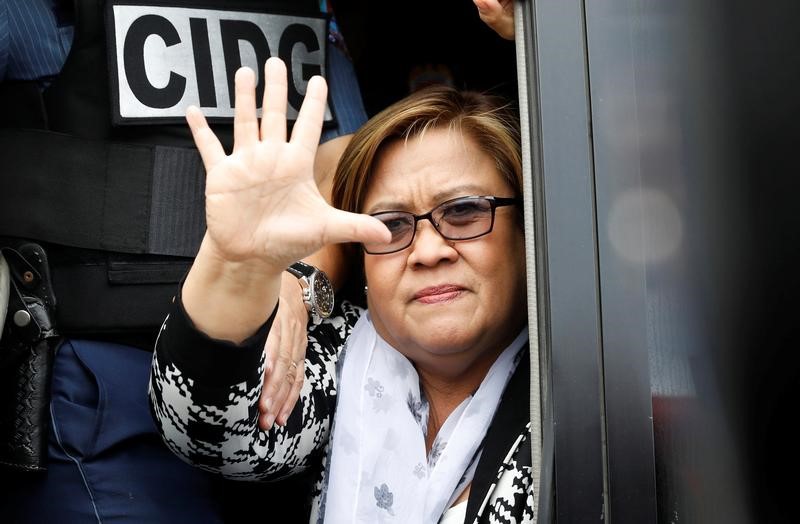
[
  {"left": 307, "top": 299, "right": 364, "bottom": 347},
  {"left": 302, "top": 299, "right": 364, "bottom": 393},
  {"left": 478, "top": 423, "right": 535, "bottom": 523},
  {"left": 1, "top": 0, "right": 74, "bottom": 82}
]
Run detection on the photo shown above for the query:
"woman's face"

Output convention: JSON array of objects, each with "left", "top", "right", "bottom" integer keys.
[{"left": 362, "top": 127, "right": 527, "bottom": 378}]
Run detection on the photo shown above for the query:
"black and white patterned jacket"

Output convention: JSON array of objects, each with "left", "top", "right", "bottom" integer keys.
[{"left": 149, "top": 296, "right": 534, "bottom": 523}]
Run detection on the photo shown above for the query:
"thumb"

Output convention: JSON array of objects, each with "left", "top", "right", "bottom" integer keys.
[{"left": 320, "top": 208, "right": 392, "bottom": 247}]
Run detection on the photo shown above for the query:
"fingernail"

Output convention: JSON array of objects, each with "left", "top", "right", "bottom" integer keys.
[
  {"left": 280, "top": 412, "right": 290, "bottom": 425},
  {"left": 265, "top": 413, "right": 275, "bottom": 429}
]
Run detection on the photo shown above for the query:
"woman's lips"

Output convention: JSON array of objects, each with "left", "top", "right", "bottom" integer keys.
[{"left": 413, "top": 285, "right": 465, "bottom": 304}]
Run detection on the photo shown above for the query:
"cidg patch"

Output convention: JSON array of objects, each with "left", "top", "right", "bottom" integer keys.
[{"left": 105, "top": 1, "right": 333, "bottom": 126}]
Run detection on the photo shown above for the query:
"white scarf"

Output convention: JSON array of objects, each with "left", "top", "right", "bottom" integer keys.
[{"left": 323, "top": 313, "right": 527, "bottom": 523}]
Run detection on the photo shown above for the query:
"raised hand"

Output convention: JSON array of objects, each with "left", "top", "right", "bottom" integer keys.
[
  {"left": 473, "top": 0, "right": 515, "bottom": 40},
  {"left": 180, "top": 58, "right": 388, "bottom": 345},
  {"left": 186, "top": 58, "right": 388, "bottom": 273}
]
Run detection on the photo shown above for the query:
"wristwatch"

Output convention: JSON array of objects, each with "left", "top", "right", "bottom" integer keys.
[{"left": 285, "top": 261, "right": 334, "bottom": 318}]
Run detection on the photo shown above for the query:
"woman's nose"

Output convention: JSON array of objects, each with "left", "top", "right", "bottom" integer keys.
[{"left": 406, "top": 220, "right": 458, "bottom": 267}]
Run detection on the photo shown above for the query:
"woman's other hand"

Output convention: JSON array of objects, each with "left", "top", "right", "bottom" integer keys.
[
  {"left": 473, "top": 0, "right": 515, "bottom": 40},
  {"left": 186, "top": 58, "right": 389, "bottom": 273},
  {"left": 259, "top": 272, "right": 308, "bottom": 430}
]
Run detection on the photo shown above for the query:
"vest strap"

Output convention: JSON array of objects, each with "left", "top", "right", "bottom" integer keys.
[{"left": 0, "top": 128, "right": 206, "bottom": 258}]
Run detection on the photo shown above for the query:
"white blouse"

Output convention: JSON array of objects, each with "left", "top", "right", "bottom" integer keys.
[{"left": 439, "top": 501, "right": 467, "bottom": 524}]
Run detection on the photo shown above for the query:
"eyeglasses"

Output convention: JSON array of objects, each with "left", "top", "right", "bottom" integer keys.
[{"left": 364, "top": 195, "right": 519, "bottom": 255}]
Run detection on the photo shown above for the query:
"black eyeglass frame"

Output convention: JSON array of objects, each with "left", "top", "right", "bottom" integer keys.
[{"left": 364, "top": 195, "right": 520, "bottom": 255}]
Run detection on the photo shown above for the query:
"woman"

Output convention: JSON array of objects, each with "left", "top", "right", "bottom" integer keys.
[{"left": 150, "top": 58, "right": 533, "bottom": 523}]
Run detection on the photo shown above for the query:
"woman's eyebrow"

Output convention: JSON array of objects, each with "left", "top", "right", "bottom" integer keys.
[
  {"left": 365, "top": 184, "right": 492, "bottom": 214},
  {"left": 430, "top": 184, "right": 490, "bottom": 203},
  {"left": 364, "top": 200, "right": 408, "bottom": 214}
]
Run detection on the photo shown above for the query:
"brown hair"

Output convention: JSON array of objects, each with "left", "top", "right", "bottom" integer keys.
[
  {"left": 333, "top": 85, "right": 522, "bottom": 213},
  {"left": 331, "top": 85, "right": 522, "bottom": 296}
]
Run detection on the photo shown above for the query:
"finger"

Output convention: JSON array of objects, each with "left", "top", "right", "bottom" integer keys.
[
  {"left": 261, "top": 342, "right": 294, "bottom": 428},
  {"left": 258, "top": 322, "right": 281, "bottom": 430},
  {"left": 277, "top": 359, "right": 304, "bottom": 426},
  {"left": 269, "top": 358, "right": 297, "bottom": 425},
  {"left": 277, "top": 304, "right": 308, "bottom": 425},
  {"left": 290, "top": 75, "right": 328, "bottom": 154},
  {"left": 473, "top": 0, "right": 515, "bottom": 39},
  {"left": 473, "top": 0, "right": 495, "bottom": 15},
  {"left": 186, "top": 106, "right": 226, "bottom": 170},
  {"left": 320, "top": 208, "right": 393, "bottom": 247},
  {"left": 260, "top": 57, "right": 288, "bottom": 143},
  {"left": 233, "top": 67, "right": 259, "bottom": 152}
]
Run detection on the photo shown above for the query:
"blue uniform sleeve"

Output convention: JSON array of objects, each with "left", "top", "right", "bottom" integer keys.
[
  {"left": 1, "top": 0, "right": 73, "bottom": 85},
  {"left": 0, "top": 1, "right": 9, "bottom": 81}
]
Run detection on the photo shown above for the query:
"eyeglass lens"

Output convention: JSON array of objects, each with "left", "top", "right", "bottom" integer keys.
[{"left": 365, "top": 197, "right": 500, "bottom": 254}]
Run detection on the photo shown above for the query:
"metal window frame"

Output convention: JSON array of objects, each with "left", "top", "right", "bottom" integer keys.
[{"left": 518, "top": 1, "right": 658, "bottom": 521}]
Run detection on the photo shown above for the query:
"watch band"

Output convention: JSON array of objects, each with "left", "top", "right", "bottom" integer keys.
[
  {"left": 285, "top": 261, "right": 334, "bottom": 318},
  {"left": 286, "top": 260, "right": 316, "bottom": 279}
]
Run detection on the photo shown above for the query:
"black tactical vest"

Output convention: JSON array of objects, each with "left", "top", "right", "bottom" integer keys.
[{"left": 0, "top": 0, "right": 330, "bottom": 338}]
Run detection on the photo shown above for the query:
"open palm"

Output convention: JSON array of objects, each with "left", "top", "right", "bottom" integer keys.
[{"left": 186, "top": 58, "right": 388, "bottom": 272}]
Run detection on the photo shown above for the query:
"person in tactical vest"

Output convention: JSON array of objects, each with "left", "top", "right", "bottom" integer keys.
[{"left": 0, "top": 0, "right": 367, "bottom": 521}]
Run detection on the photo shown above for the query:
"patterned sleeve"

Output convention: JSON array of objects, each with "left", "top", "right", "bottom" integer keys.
[{"left": 148, "top": 291, "right": 363, "bottom": 481}]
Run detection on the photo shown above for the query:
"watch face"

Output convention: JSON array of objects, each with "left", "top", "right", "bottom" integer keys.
[{"left": 312, "top": 271, "right": 334, "bottom": 317}]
